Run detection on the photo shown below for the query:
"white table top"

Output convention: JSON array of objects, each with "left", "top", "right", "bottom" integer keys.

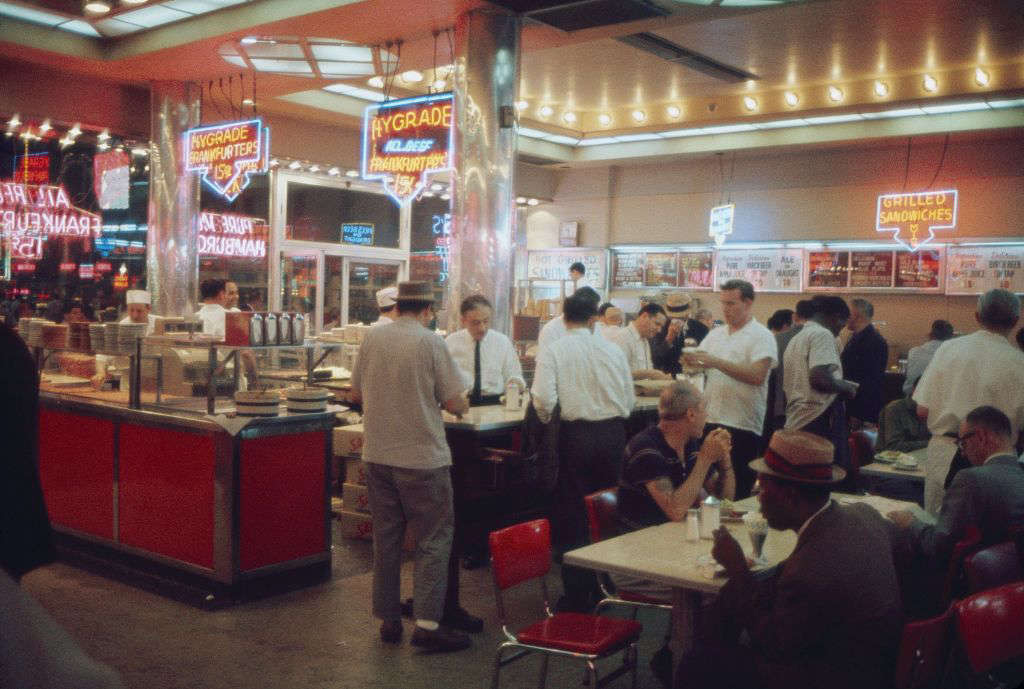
[{"left": 860, "top": 446, "right": 927, "bottom": 482}]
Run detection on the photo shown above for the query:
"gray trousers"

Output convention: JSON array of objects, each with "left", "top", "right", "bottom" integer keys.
[{"left": 365, "top": 462, "right": 454, "bottom": 624}]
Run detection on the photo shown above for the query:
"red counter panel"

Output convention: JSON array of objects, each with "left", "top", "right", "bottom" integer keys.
[
  {"left": 38, "top": 409, "right": 115, "bottom": 539},
  {"left": 239, "top": 431, "right": 326, "bottom": 571},
  {"left": 119, "top": 424, "right": 216, "bottom": 569}
]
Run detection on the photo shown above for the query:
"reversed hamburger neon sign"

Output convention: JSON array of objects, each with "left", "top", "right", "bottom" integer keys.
[
  {"left": 362, "top": 93, "right": 454, "bottom": 206},
  {"left": 876, "top": 190, "right": 958, "bottom": 251}
]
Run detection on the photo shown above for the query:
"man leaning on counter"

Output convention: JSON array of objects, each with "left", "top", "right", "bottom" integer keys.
[{"left": 444, "top": 294, "right": 524, "bottom": 406}]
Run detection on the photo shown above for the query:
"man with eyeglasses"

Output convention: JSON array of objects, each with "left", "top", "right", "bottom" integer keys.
[{"left": 889, "top": 405, "right": 1024, "bottom": 565}]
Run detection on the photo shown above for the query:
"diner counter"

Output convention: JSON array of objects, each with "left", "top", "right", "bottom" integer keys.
[
  {"left": 441, "top": 395, "right": 661, "bottom": 432},
  {"left": 37, "top": 388, "right": 336, "bottom": 606}
]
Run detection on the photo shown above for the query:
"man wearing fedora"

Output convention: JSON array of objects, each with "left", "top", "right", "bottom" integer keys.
[
  {"left": 652, "top": 292, "right": 709, "bottom": 376},
  {"left": 350, "top": 281, "right": 474, "bottom": 653},
  {"left": 676, "top": 430, "right": 903, "bottom": 689}
]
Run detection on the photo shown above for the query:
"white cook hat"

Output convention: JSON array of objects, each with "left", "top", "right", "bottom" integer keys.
[
  {"left": 376, "top": 286, "right": 398, "bottom": 308},
  {"left": 126, "top": 290, "right": 151, "bottom": 305}
]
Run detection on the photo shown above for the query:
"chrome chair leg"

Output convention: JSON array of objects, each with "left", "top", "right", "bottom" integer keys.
[
  {"left": 491, "top": 642, "right": 513, "bottom": 689},
  {"left": 536, "top": 654, "right": 549, "bottom": 689},
  {"left": 629, "top": 643, "right": 639, "bottom": 689},
  {"left": 586, "top": 659, "right": 599, "bottom": 689}
]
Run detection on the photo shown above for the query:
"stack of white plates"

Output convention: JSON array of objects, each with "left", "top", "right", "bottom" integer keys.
[
  {"left": 23, "top": 318, "right": 45, "bottom": 348},
  {"left": 88, "top": 324, "right": 106, "bottom": 354},
  {"left": 104, "top": 323, "right": 119, "bottom": 354},
  {"left": 118, "top": 323, "right": 147, "bottom": 355},
  {"left": 285, "top": 387, "right": 330, "bottom": 414},
  {"left": 234, "top": 391, "right": 280, "bottom": 417}
]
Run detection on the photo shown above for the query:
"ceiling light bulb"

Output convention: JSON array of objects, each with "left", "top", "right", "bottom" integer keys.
[
  {"left": 743, "top": 96, "right": 758, "bottom": 112},
  {"left": 784, "top": 91, "right": 799, "bottom": 107},
  {"left": 7, "top": 114, "right": 20, "bottom": 128},
  {"left": 84, "top": 1, "right": 112, "bottom": 14},
  {"left": 97, "top": 129, "right": 110, "bottom": 141},
  {"left": 367, "top": 76, "right": 384, "bottom": 88},
  {"left": 39, "top": 119, "right": 52, "bottom": 133},
  {"left": 922, "top": 74, "right": 938, "bottom": 92},
  {"left": 269, "top": 158, "right": 279, "bottom": 167},
  {"left": 328, "top": 167, "right": 340, "bottom": 175},
  {"left": 538, "top": 105, "right": 554, "bottom": 118},
  {"left": 97, "top": 141, "right": 109, "bottom": 150},
  {"left": 527, "top": 198, "right": 539, "bottom": 206},
  {"left": 346, "top": 169, "right": 359, "bottom": 178},
  {"left": 430, "top": 183, "right": 443, "bottom": 191},
  {"left": 400, "top": 70, "right": 423, "bottom": 84},
  {"left": 432, "top": 80, "right": 447, "bottom": 91},
  {"left": 974, "top": 67, "right": 990, "bottom": 87},
  {"left": 516, "top": 197, "right": 527, "bottom": 204},
  {"left": 440, "top": 193, "right": 451, "bottom": 201},
  {"left": 288, "top": 160, "right": 302, "bottom": 170},
  {"left": 631, "top": 109, "right": 647, "bottom": 123},
  {"left": 598, "top": 113, "right": 612, "bottom": 127},
  {"left": 68, "top": 123, "right": 82, "bottom": 138},
  {"left": 515, "top": 100, "right": 528, "bottom": 111},
  {"left": 242, "top": 98, "right": 254, "bottom": 106},
  {"left": 562, "top": 112, "right": 577, "bottom": 125},
  {"left": 130, "top": 147, "right": 148, "bottom": 156},
  {"left": 828, "top": 85, "right": 844, "bottom": 102},
  {"left": 422, "top": 191, "right": 434, "bottom": 198},
  {"left": 122, "top": 0, "right": 148, "bottom": 5},
  {"left": 873, "top": 80, "right": 889, "bottom": 97},
  {"left": 308, "top": 165, "right": 320, "bottom": 173},
  {"left": 3, "top": 132, "right": 12, "bottom": 138},
  {"left": 59, "top": 137, "right": 72, "bottom": 148},
  {"left": 666, "top": 105, "right": 682, "bottom": 119}
]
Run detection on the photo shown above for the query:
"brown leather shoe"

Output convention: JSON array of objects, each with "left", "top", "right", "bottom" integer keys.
[
  {"left": 380, "top": 620, "right": 403, "bottom": 644},
  {"left": 410, "top": 625, "right": 471, "bottom": 653}
]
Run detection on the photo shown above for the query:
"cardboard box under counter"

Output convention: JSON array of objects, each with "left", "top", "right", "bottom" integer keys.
[
  {"left": 333, "top": 424, "right": 364, "bottom": 457},
  {"left": 342, "top": 457, "right": 368, "bottom": 485},
  {"left": 338, "top": 508, "right": 414, "bottom": 550},
  {"left": 342, "top": 482, "right": 370, "bottom": 513}
]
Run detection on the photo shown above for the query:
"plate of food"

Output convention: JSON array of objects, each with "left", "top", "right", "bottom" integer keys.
[
  {"left": 720, "top": 498, "right": 748, "bottom": 523},
  {"left": 894, "top": 454, "right": 920, "bottom": 471},
  {"left": 874, "top": 450, "right": 902, "bottom": 464}
]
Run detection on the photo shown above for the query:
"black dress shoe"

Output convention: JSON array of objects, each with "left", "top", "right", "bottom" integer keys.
[
  {"left": 380, "top": 620, "right": 403, "bottom": 644},
  {"left": 410, "top": 625, "right": 471, "bottom": 653},
  {"left": 441, "top": 606, "right": 484, "bottom": 633}
]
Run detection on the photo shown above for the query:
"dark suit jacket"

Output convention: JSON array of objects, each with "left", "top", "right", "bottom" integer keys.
[
  {"left": 724, "top": 501, "right": 903, "bottom": 689},
  {"left": 651, "top": 318, "right": 709, "bottom": 375},
  {"left": 841, "top": 323, "right": 889, "bottom": 423},
  {"left": 910, "top": 454, "right": 1024, "bottom": 563}
]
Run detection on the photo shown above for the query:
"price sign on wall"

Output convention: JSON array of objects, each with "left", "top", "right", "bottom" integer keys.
[
  {"left": 806, "top": 250, "right": 850, "bottom": 290},
  {"left": 644, "top": 252, "right": 678, "bottom": 286},
  {"left": 894, "top": 248, "right": 943, "bottom": 291},
  {"left": 678, "top": 252, "right": 714, "bottom": 290},
  {"left": 527, "top": 248, "right": 606, "bottom": 290},
  {"left": 946, "top": 245, "right": 1024, "bottom": 294},
  {"left": 714, "top": 249, "right": 802, "bottom": 292},
  {"left": 611, "top": 252, "right": 644, "bottom": 289},
  {"left": 849, "top": 251, "right": 895, "bottom": 289}
]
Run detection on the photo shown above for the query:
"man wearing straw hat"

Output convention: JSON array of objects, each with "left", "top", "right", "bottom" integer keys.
[
  {"left": 119, "top": 290, "right": 156, "bottom": 336},
  {"left": 676, "top": 429, "right": 903, "bottom": 689}
]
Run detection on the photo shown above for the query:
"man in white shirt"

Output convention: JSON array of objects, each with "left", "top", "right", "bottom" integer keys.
[
  {"left": 537, "top": 286, "right": 600, "bottom": 351},
  {"left": 913, "top": 289, "right": 1024, "bottom": 514},
  {"left": 594, "top": 302, "right": 622, "bottom": 338},
  {"left": 902, "top": 319, "right": 954, "bottom": 395},
  {"left": 683, "top": 279, "right": 777, "bottom": 498},
  {"left": 195, "top": 278, "right": 228, "bottom": 339},
  {"left": 445, "top": 294, "right": 524, "bottom": 405},
  {"left": 609, "top": 302, "right": 671, "bottom": 380},
  {"left": 531, "top": 291, "right": 635, "bottom": 612},
  {"left": 118, "top": 290, "right": 156, "bottom": 335},
  {"left": 373, "top": 286, "right": 397, "bottom": 327}
]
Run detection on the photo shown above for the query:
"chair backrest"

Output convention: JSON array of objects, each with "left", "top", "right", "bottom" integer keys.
[
  {"left": 965, "top": 541, "right": 1023, "bottom": 595},
  {"left": 489, "top": 519, "right": 551, "bottom": 592},
  {"left": 584, "top": 489, "right": 618, "bottom": 544},
  {"left": 942, "top": 526, "right": 983, "bottom": 602},
  {"left": 955, "top": 581, "right": 1024, "bottom": 674},
  {"left": 893, "top": 605, "right": 955, "bottom": 689}
]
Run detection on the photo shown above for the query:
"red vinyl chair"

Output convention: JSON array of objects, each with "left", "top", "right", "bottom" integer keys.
[
  {"left": 488, "top": 519, "right": 641, "bottom": 689},
  {"left": 941, "top": 527, "right": 983, "bottom": 603},
  {"left": 964, "top": 541, "right": 1023, "bottom": 595},
  {"left": 583, "top": 490, "right": 672, "bottom": 616},
  {"left": 955, "top": 581, "right": 1024, "bottom": 675},
  {"left": 893, "top": 605, "right": 955, "bottom": 689}
]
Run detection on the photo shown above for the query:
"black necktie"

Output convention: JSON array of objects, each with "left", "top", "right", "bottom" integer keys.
[{"left": 472, "top": 339, "right": 482, "bottom": 402}]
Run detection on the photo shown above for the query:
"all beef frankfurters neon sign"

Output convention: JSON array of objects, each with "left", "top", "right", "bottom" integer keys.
[{"left": 362, "top": 93, "right": 454, "bottom": 206}]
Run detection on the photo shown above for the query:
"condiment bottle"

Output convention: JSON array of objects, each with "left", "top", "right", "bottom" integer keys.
[
  {"left": 249, "top": 312, "right": 264, "bottom": 346},
  {"left": 685, "top": 509, "right": 700, "bottom": 542},
  {"left": 278, "top": 313, "right": 292, "bottom": 345},
  {"left": 291, "top": 313, "right": 305, "bottom": 344},
  {"left": 700, "top": 495, "right": 720, "bottom": 539},
  {"left": 264, "top": 312, "right": 277, "bottom": 346}
]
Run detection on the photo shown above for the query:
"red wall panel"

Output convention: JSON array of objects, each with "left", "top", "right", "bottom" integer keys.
[
  {"left": 38, "top": 409, "right": 115, "bottom": 539},
  {"left": 119, "top": 424, "right": 215, "bottom": 569},
  {"left": 239, "top": 431, "right": 326, "bottom": 571}
]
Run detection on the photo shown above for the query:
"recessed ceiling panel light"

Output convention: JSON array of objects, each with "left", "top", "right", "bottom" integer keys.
[
  {"left": 974, "top": 67, "right": 990, "bottom": 87},
  {"left": 873, "top": 80, "right": 889, "bottom": 97},
  {"left": 922, "top": 74, "right": 938, "bottom": 92},
  {"left": 562, "top": 112, "right": 577, "bottom": 124},
  {"left": 538, "top": 105, "right": 554, "bottom": 118},
  {"left": 598, "top": 113, "right": 612, "bottom": 127},
  {"left": 828, "top": 85, "right": 844, "bottom": 102},
  {"left": 743, "top": 96, "right": 758, "bottom": 112},
  {"left": 401, "top": 70, "right": 423, "bottom": 83},
  {"left": 784, "top": 91, "right": 799, "bottom": 107},
  {"left": 666, "top": 105, "right": 682, "bottom": 119},
  {"left": 631, "top": 109, "right": 647, "bottom": 123}
]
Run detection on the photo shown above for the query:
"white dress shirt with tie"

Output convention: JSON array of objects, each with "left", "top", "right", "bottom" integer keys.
[
  {"left": 444, "top": 328, "right": 525, "bottom": 396},
  {"left": 531, "top": 326, "right": 635, "bottom": 424},
  {"left": 608, "top": 322, "right": 652, "bottom": 373}
]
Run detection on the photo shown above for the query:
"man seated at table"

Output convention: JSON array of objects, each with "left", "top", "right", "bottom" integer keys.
[
  {"left": 876, "top": 396, "right": 930, "bottom": 453},
  {"left": 889, "top": 405, "right": 1024, "bottom": 563},
  {"left": 678, "top": 430, "right": 903, "bottom": 689},
  {"left": 444, "top": 294, "right": 524, "bottom": 406}
]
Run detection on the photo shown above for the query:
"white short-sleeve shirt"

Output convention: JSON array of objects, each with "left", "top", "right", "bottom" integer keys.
[
  {"left": 698, "top": 318, "right": 778, "bottom": 434},
  {"left": 195, "top": 303, "right": 227, "bottom": 340},
  {"left": 783, "top": 320, "right": 842, "bottom": 430}
]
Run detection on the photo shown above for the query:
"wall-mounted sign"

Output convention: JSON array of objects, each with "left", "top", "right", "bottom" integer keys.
[
  {"left": 559, "top": 221, "right": 579, "bottom": 247},
  {"left": 611, "top": 252, "right": 645, "bottom": 289},
  {"left": 185, "top": 118, "right": 270, "bottom": 202},
  {"left": 714, "top": 248, "right": 802, "bottom": 293},
  {"left": 849, "top": 251, "right": 895, "bottom": 289},
  {"left": 677, "top": 252, "right": 714, "bottom": 290},
  {"left": 0, "top": 182, "right": 102, "bottom": 238},
  {"left": 432, "top": 213, "right": 451, "bottom": 284},
  {"left": 13, "top": 262, "right": 36, "bottom": 273},
  {"left": 197, "top": 211, "right": 268, "bottom": 258},
  {"left": 644, "top": 252, "right": 678, "bottom": 287},
  {"left": 95, "top": 261, "right": 113, "bottom": 273},
  {"left": 341, "top": 222, "right": 375, "bottom": 246},
  {"left": 876, "top": 190, "right": 958, "bottom": 251},
  {"left": 946, "top": 245, "right": 1024, "bottom": 295},
  {"left": 13, "top": 153, "right": 50, "bottom": 185},
  {"left": 709, "top": 203, "right": 735, "bottom": 246},
  {"left": 93, "top": 151, "right": 130, "bottom": 210},
  {"left": 528, "top": 248, "right": 607, "bottom": 291},
  {"left": 362, "top": 92, "right": 454, "bottom": 205},
  {"left": 8, "top": 234, "right": 44, "bottom": 259},
  {"left": 59, "top": 262, "right": 76, "bottom": 272},
  {"left": 894, "top": 248, "right": 942, "bottom": 291},
  {"left": 78, "top": 263, "right": 94, "bottom": 280},
  {"left": 806, "top": 250, "right": 850, "bottom": 290}
]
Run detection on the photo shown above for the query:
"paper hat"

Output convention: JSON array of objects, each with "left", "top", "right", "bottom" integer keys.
[
  {"left": 126, "top": 290, "right": 151, "bottom": 306},
  {"left": 376, "top": 286, "right": 398, "bottom": 308}
]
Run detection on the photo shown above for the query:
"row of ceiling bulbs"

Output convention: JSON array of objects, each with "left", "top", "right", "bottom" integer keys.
[
  {"left": 521, "top": 68, "right": 993, "bottom": 126},
  {"left": 84, "top": 0, "right": 148, "bottom": 15},
  {"left": 367, "top": 69, "right": 450, "bottom": 92},
  {"left": 271, "top": 158, "right": 455, "bottom": 199},
  {"left": 3, "top": 114, "right": 149, "bottom": 153}
]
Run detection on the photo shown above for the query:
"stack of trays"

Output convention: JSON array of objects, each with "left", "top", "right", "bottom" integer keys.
[
  {"left": 41, "top": 323, "right": 68, "bottom": 349},
  {"left": 285, "top": 387, "right": 330, "bottom": 414},
  {"left": 104, "top": 323, "right": 119, "bottom": 354},
  {"left": 118, "top": 322, "right": 147, "bottom": 355},
  {"left": 234, "top": 390, "right": 280, "bottom": 417},
  {"left": 88, "top": 324, "right": 106, "bottom": 354},
  {"left": 21, "top": 318, "right": 46, "bottom": 348},
  {"left": 69, "top": 322, "right": 90, "bottom": 351}
]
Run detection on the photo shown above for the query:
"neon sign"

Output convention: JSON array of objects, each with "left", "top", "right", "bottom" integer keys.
[
  {"left": 197, "top": 211, "right": 268, "bottom": 258},
  {"left": 362, "top": 93, "right": 454, "bottom": 205},
  {"left": 14, "top": 153, "right": 50, "bottom": 185},
  {"left": 876, "top": 190, "right": 958, "bottom": 251},
  {"left": 185, "top": 119, "right": 270, "bottom": 202},
  {"left": 342, "top": 223, "right": 374, "bottom": 245},
  {"left": 709, "top": 203, "right": 735, "bottom": 247},
  {"left": 0, "top": 181, "right": 102, "bottom": 239},
  {"left": 9, "top": 234, "right": 44, "bottom": 259}
]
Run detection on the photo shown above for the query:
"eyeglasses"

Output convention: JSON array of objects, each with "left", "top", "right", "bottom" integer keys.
[{"left": 956, "top": 431, "right": 977, "bottom": 448}]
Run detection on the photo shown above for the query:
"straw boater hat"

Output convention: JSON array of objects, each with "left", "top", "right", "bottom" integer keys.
[
  {"left": 376, "top": 286, "right": 398, "bottom": 308},
  {"left": 748, "top": 429, "right": 846, "bottom": 484},
  {"left": 665, "top": 292, "right": 692, "bottom": 316},
  {"left": 395, "top": 281, "right": 435, "bottom": 303}
]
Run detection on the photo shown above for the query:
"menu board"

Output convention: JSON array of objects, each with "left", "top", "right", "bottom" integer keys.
[
  {"left": 894, "top": 249, "right": 942, "bottom": 290},
  {"left": 644, "top": 252, "right": 678, "bottom": 286},
  {"left": 946, "top": 246, "right": 1024, "bottom": 295},
  {"left": 678, "top": 252, "right": 714, "bottom": 290},
  {"left": 612, "top": 252, "right": 645, "bottom": 288},
  {"left": 849, "top": 251, "right": 895, "bottom": 289},
  {"left": 527, "top": 248, "right": 607, "bottom": 291},
  {"left": 806, "top": 251, "right": 849, "bottom": 290},
  {"left": 714, "top": 249, "right": 802, "bottom": 293}
]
